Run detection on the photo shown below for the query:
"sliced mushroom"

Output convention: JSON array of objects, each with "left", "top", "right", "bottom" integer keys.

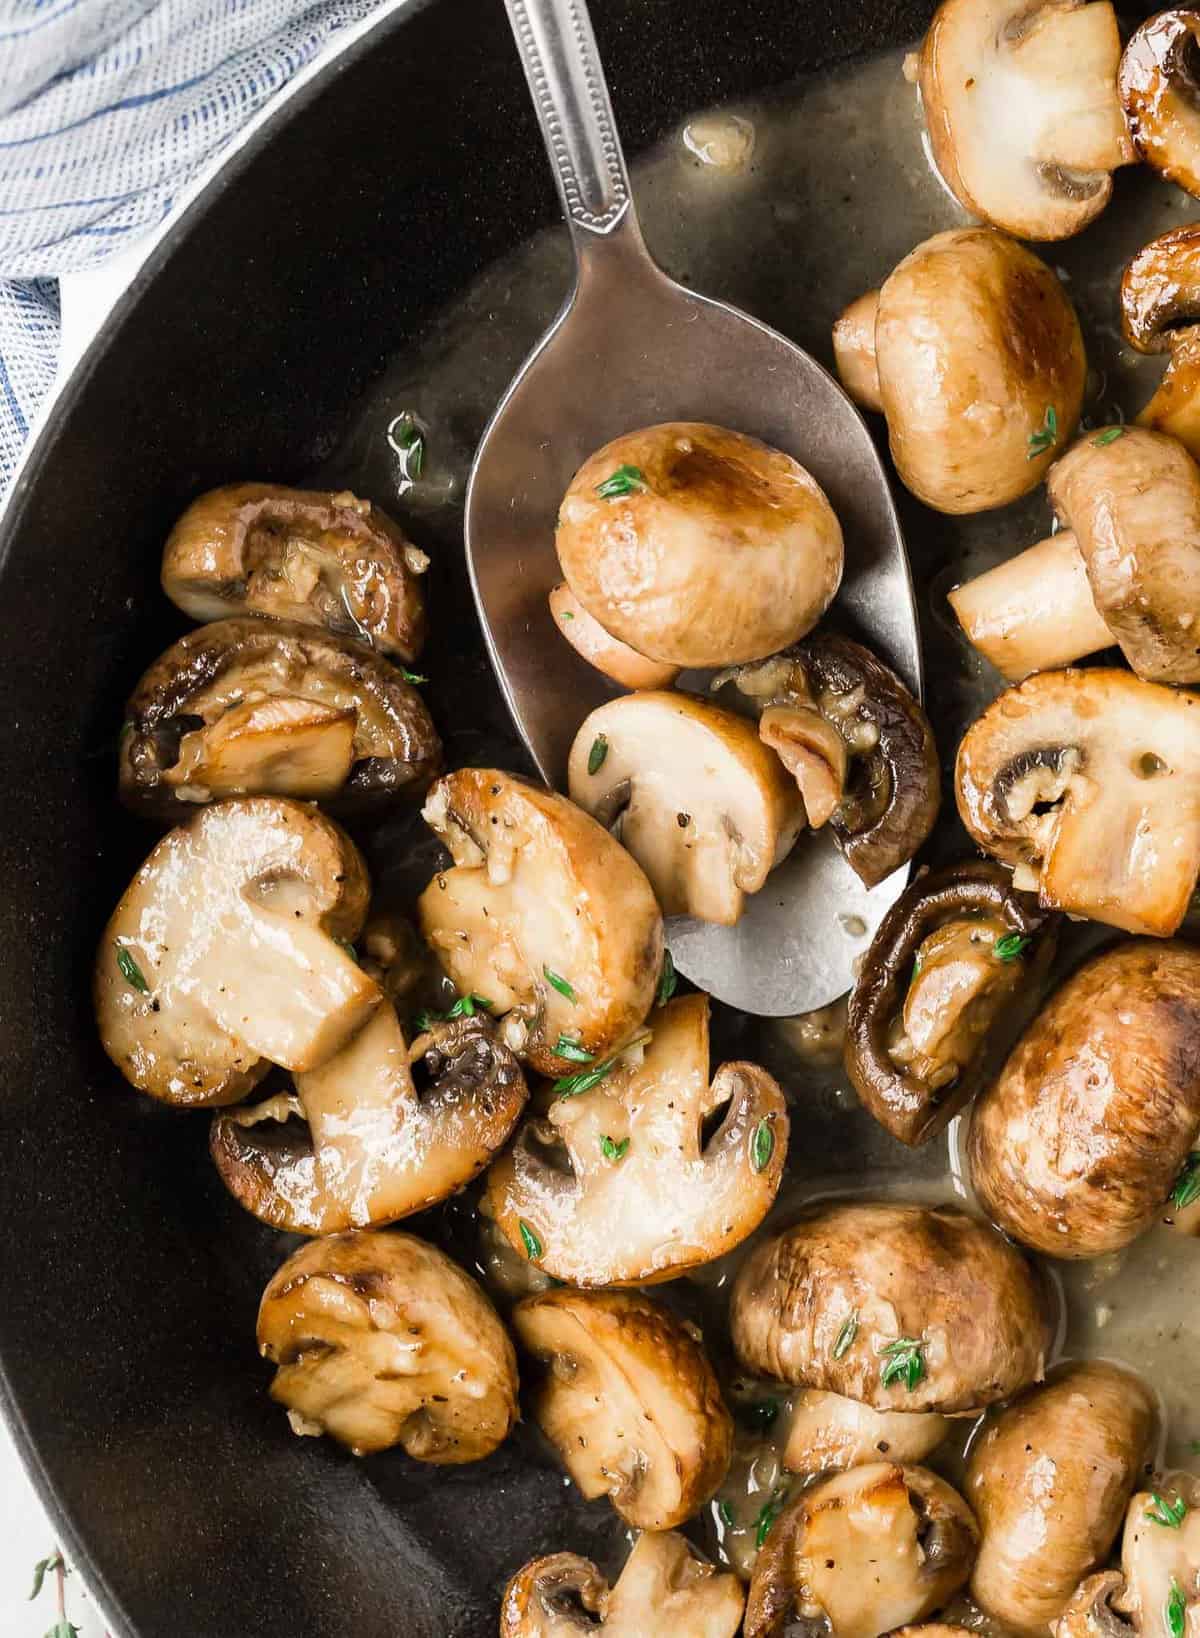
[
  {"left": 744, "top": 1462, "right": 978, "bottom": 1638},
  {"left": 970, "top": 940, "right": 1200, "bottom": 1258},
  {"left": 918, "top": 0, "right": 1132, "bottom": 240},
  {"left": 955, "top": 668, "right": 1200, "bottom": 936},
  {"left": 555, "top": 421, "right": 843, "bottom": 668},
  {"left": 416, "top": 769, "right": 663, "bottom": 1077},
  {"left": 210, "top": 1008, "right": 527, "bottom": 1233},
  {"left": 484, "top": 993, "right": 787, "bottom": 1286},
  {"left": 1119, "top": 1477, "right": 1200, "bottom": 1638},
  {"left": 119, "top": 617, "right": 441, "bottom": 820},
  {"left": 1120, "top": 224, "right": 1200, "bottom": 460},
  {"left": 512, "top": 1288, "right": 733, "bottom": 1529},
  {"left": 966, "top": 1362, "right": 1156, "bottom": 1634},
  {"left": 1120, "top": 11, "right": 1200, "bottom": 200},
  {"left": 500, "top": 1533, "right": 745, "bottom": 1638},
  {"left": 1056, "top": 1575, "right": 1135, "bottom": 1638},
  {"left": 730, "top": 1200, "right": 1051, "bottom": 1415},
  {"left": 257, "top": 1228, "right": 518, "bottom": 1460},
  {"left": 161, "top": 483, "right": 427, "bottom": 661},
  {"left": 566, "top": 692, "right": 804, "bottom": 924},
  {"left": 548, "top": 583, "right": 681, "bottom": 691},
  {"left": 835, "top": 229, "right": 1086, "bottom": 513},
  {"left": 718, "top": 634, "right": 940, "bottom": 887},
  {"left": 95, "top": 796, "right": 379, "bottom": 1106},
  {"left": 783, "top": 1389, "right": 950, "bottom": 1474},
  {"left": 949, "top": 428, "right": 1200, "bottom": 683},
  {"left": 845, "top": 861, "right": 1056, "bottom": 1146}
]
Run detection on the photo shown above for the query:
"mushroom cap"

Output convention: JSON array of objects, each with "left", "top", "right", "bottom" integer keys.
[
  {"left": 161, "top": 483, "right": 427, "bottom": 661},
  {"left": 744, "top": 1462, "right": 978, "bottom": 1638},
  {"left": 845, "top": 860, "right": 1056, "bottom": 1146},
  {"left": 210, "top": 1008, "right": 528, "bottom": 1233},
  {"left": 1122, "top": 224, "right": 1200, "bottom": 354},
  {"left": 1119, "top": 1479, "right": 1200, "bottom": 1637},
  {"left": 484, "top": 993, "right": 788, "bottom": 1286},
  {"left": 874, "top": 229, "right": 1085, "bottom": 513},
  {"left": 955, "top": 668, "right": 1200, "bottom": 937},
  {"left": 729, "top": 1199, "right": 1051, "bottom": 1414},
  {"left": 512, "top": 1287, "right": 733, "bottom": 1529},
  {"left": 966, "top": 1362, "right": 1156, "bottom": 1634},
  {"left": 832, "top": 289, "right": 884, "bottom": 412},
  {"left": 548, "top": 583, "right": 681, "bottom": 691},
  {"left": 554, "top": 421, "right": 844, "bottom": 668},
  {"left": 416, "top": 769, "right": 663, "bottom": 1077},
  {"left": 500, "top": 1533, "right": 745, "bottom": 1638},
  {"left": 1047, "top": 429, "right": 1200, "bottom": 683},
  {"left": 1054, "top": 1574, "right": 1134, "bottom": 1638},
  {"left": 95, "top": 796, "right": 379, "bottom": 1106},
  {"left": 567, "top": 691, "right": 804, "bottom": 925},
  {"left": 919, "top": 0, "right": 1131, "bottom": 240},
  {"left": 969, "top": 939, "right": 1200, "bottom": 1258},
  {"left": 119, "top": 617, "right": 441, "bottom": 820},
  {"left": 257, "top": 1228, "right": 518, "bottom": 1460},
  {"left": 1120, "top": 10, "right": 1200, "bottom": 199},
  {"left": 783, "top": 1389, "right": 950, "bottom": 1475}
]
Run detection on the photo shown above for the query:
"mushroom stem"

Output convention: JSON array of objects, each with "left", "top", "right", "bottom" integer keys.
[
  {"left": 948, "top": 531, "right": 1114, "bottom": 680},
  {"left": 832, "top": 290, "right": 883, "bottom": 412}
]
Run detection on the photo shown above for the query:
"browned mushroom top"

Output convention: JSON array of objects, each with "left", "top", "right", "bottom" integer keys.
[
  {"left": 1120, "top": 10, "right": 1200, "bottom": 199},
  {"left": 1123, "top": 224, "right": 1200, "bottom": 353}
]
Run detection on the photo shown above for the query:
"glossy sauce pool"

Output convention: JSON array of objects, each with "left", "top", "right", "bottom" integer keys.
[{"left": 310, "top": 38, "right": 1200, "bottom": 1595}]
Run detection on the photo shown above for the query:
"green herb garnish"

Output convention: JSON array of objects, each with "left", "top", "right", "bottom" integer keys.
[
  {"left": 1028, "top": 405, "right": 1058, "bottom": 459},
  {"left": 751, "top": 1120, "right": 775, "bottom": 1174},
  {"left": 718, "top": 1499, "right": 734, "bottom": 1528},
  {"left": 1093, "top": 426, "right": 1126, "bottom": 447},
  {"left": 600, "top": 1135, "right": 630, "bottom": 1163},
  {"left": 414, "top": 993, "right": 492, "bottom": 1030},
  {"left": 909, "top": 954, "right": 923, "bottom": 988},
  {"left": 737, "top": 1398, "right": 780, "bottom": 1433},
  {"left": 399, "top": 668, "right": 428, "bottom": 684},
  {"left": 333, "top": 936, "right": 359, "bottom": 963},
  {"left": 1147, "top": 1493, "right": 1189, "bottom": 1529},
  {"left": 657, "top": 949, "right": 678, "bottom": 1007},
  {"left": 115, "top": 945, "right": 149, "bottom": 994},
  {"left": 45, "top": 1624, "right": 79, "bottom": 1638},
  {"left": 518, "top": 1220, "right": 542, "bottom": 1260},
  {"left": 587, "top": 734, "right": 609, "bottom": 776},
  {"left": 554, "top": 1056, "right": 618, "bottom": 1098},
  {"left": 993, "top": 932, "right": 1032, "bottom": 963},
  {"left": 544, "top": 965, "right": 577, "bottom": 1002},
  {"left": 1167, "top": 1579, "right": 1187, "bottom": 1638},
  {"left": 29, "top": 1554, "right": 62, "bottom": 1601},
  {"left": 880, "top": 1337, "right": 926, "bottom": 1392},
  {"left": 390, "top": 411, "right": 425, "bottom": 477},
  {"left": 556, "top": 1035, "right": 595, "bottom": 1064},
  {"left": 1191, "top": 1440, "right": 1200, "bottom": 1455},
  {"left": 560, "top": 611, "right": 575, "bottom": 621},
  {"left": 1170, "top": 1153, "right": 1200, "bottom": 1211},
  {"left": 754, "top": 1488, "right": 788, "bottom": 1550},
  {"left": 595, "top": 464, "right": 648, "bottom": 499},
  {"left": 833, "top": 1312, "right": 860, "bottom": 1360}
]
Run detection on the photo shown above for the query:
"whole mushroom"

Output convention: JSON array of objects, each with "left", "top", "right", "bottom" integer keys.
[
  {"left": 955, "top": 668, "right": 1200, "bottom": 936},
  {"left": 969, "top": 939, "right": 1200, "bottom": 1259},
  {"left": 161, "top": 483, "right": 427, "bottom": 661},
  {"left": 554, "top": 421, "right": 844, "bottom": 668},
  {"left": 966, "top": 1362, "right": 1157, "bottom": 1634},
  {"left": 1120, "top": 11, "right": 1200, "bottom": 200},
  {"left": 833, "top": 229, "right": 1086, "bottom": 513},
  {"left": 730, "top": 1200, "right": 1051, "bottom": 1415},
  {"left": 949, "top": 428, "right": 1200, "bottom": 683},
  {"left": 257, "top": 1228, "right": 518, "bottom": 1460}
]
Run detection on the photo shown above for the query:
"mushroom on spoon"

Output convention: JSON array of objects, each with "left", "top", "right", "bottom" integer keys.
[{"left": 466, "top": 0, "right": 921, "bottom": 1015}]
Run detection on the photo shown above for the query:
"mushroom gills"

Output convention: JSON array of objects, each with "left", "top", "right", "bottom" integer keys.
[{"left": 1120, "top": 10, "right": 1200, "bottom": 199}]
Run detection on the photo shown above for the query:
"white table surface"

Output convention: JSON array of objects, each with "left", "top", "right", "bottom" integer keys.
[{"left": 0, "top": 1415, "right": 107, "bottom": 1635}]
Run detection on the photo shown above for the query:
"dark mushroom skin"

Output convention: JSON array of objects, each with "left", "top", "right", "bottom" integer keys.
[
  {"left": 846, "top": 860, "right": 1057, "bottom": 1146},
  {"left": 119, "top": 618, "right": 441, "bottom": 821},
  {"left": 161, "top": 483, "right": 427, "bottom": 662},
  {"left": 1119, "top": 11, "right": 1200, "bottom": 200},
  {"left": 1122, "top": 223, "right": 1200, "bottom": 354},
  {"left": 720, "top": 632, "right": 940, "bottom": 888},
  {"left": 969, "top": 939, "right": 1200, "bottom": 1258},
  {"left": 1054, "top": 1575, "right": 1133, "bottom": 1638},
  {"left": 730, "top": 1200, "right": 1052, "bottom": 1415},
  {"left": 966, "top": 1362, "right": 1156, "bottom": 1635}
]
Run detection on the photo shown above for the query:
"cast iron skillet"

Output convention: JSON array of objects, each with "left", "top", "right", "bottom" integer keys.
[{"left": 0, "top": 1, "right": 936, "bottom": 1632}]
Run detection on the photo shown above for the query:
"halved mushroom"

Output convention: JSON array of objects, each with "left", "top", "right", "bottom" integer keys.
[
  {"left": 966, "top": 1362, "right": 1156, "bottom": 1634},
  {"left": 512, "top": 1288, "right": 733, "bottom": 1529},
  {"left": 500, "top": 1533, "right": 745, "bottom": 1638},
  {"left": 548, "top": 583, "right": 681, "bottom": 691},
  {"left": 1120, "top": 11, "right": 1200, "bottom": 200},
  {"left": 969, "top": 939, "right": 1200, "bottom": 1258},
  {"left": 1116, "top": 1477, "right": 1200, "bottom": 1638},
  {"left": 416, "top": 769, "right": 663, "bottom": 1077},
  {"left": 949, "top": 428, "right": 1200, "bottom": 683},
  {"left": 744, "top": 1463, "right": 979, "bottom": 1638},
  {"left": 555, "top": 422, "right": 843, "bottom": 668},
  {"left": 730, "top": 1200, "right": 1051, "bottom": 1415},
  {"left": 717, "top": 634, "right": 940, "bottom": 887},
  {"left": 210, "top": 1008, "right": 527, "bottom": 1233},
  {"left": 257, "top": 1228, "right": 517, "bottom": 1460},
  {"left": 161, "top": 483, "right": 427, "bottom": 661},
  {"left": 1056, "top": 1575, "right": 1135, "bottom": 1638},
  {"left": 1120, "top": 224, "right": 1200, "bottom": 461},
  {"left": 835, "top": 230, "right": 1086, "bottom": 513},
  {"left": 566, "top": 693, "right": 804, "bottom": 924},
  {"left": 918, "top": 0, "right": 1132, "bottom": 240},
  {"left": 484, "top": 993, "right": 787, "bottom": 1286},
  {"left": 119, "top": 618, "right": 441, "bottom": 820},
  {"left": 955, "top": 668, "right": 1200, "bottom": 936},
  {"left": 783, "top": 1390, "right": 950, "bottom": 1474},
  {"left": 95, "top": 796, "right": 379, "bottom": 1106},
  {"left": 845, "top": 861, "right": 1056, "bottom": 1146}
]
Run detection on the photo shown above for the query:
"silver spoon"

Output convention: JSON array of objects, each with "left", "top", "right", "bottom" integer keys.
[{"left": 466, "top": 0, "right": 921, "bottom": 1017}]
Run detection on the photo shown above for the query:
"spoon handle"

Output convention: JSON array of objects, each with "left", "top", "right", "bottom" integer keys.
[{"left": 503, "top": 0, "right": 634, "bottom": 240}]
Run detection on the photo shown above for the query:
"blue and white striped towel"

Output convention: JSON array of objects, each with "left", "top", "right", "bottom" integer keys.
[{"left": 0, "top": 0, "right": 387, "bottom": 499}]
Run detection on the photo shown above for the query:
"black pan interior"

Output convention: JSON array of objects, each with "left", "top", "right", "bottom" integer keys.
[{"left": 0, "top": 1, "right": 939, "bottom": 1633}]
